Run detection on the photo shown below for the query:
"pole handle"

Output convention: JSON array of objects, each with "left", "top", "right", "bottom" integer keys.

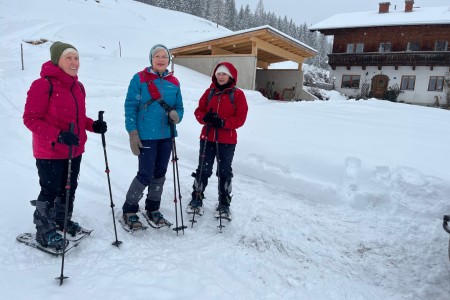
[
  {"left": 98, "top": 110, "right": 105, "bottom": 122},
  {"left": 98, "top": 111, "right": 106, "bottom": 147}
]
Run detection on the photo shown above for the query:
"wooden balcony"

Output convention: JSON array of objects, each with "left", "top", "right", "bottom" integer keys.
[{"left": 327, "top": 52, "right": 450, "bottom": 70}]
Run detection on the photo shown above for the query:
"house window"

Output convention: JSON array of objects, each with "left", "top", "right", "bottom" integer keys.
[
  {"left": 435, "top": 40, "right": 448, "bottom": 51},
  {"left": 428, "top": 76, "right": 444, "bottom": 91},
  {"left": 379, "top": 42, "right": 391, "bottom": 52},
  {"left": 341, "top": 75, "right": 361, "bottom": 89},
  {"left": 346, "top": 43, "right": 364, "bottom": 53},
  {"left": 407, "top": 41, "right": 420, "bottom": 51},
  {"left": 400, "top": 75, "right": 416, "bottom": 90},
  {"left": 355, "top": 43, "right": 364, "bottom": 53}
]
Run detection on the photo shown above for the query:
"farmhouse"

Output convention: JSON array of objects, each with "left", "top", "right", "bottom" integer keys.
[{"left": 310, "top": 1, "right": 450, "bottom": 106}]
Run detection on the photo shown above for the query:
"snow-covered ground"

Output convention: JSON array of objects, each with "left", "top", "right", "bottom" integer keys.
[{"left": 1, "top": 0, "right": 450, "bottom": 299}]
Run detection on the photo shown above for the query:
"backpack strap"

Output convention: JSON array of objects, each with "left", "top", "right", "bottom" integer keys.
[
  {"left": 207, "top": 86, "right": 237, "bottom": 110},
  {"left": 78, "top": 81, "right": 86, "bottom": 97},
  {"left": 45, "top": 77, "right": 53, "bottom": 100},
  {"left": 138, "top": 71, "right": 173, "bottom": 112},
  {"left": 45, "top": 76, "right": 85, "bottom": 99}
]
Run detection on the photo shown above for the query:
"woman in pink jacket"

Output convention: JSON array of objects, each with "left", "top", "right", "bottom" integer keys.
[{"left": 23, "top": 41, "right": 107, "bottom": 250}]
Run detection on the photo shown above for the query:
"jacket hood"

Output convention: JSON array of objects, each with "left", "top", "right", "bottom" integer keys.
[
  {"left": 40, "top": 60, "right": 78, "bottom": 83},
  {"left": 212, "top": 62, "right": 237, "bottom": 87}
]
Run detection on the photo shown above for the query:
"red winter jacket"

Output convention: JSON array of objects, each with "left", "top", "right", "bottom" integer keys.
[
  {"left": 23, "top": 61, "right": 94, "bottom": 159},
  {"left": 194, "top": 62, "right": 248, "bottom": 144}
]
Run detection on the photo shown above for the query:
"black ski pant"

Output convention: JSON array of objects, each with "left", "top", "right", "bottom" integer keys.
[
  {"left": 193, "top": 140, "right": 235, "bottom": 202},
  {"left": 35, "top": 155, "right": 82, "bottom": 228}
]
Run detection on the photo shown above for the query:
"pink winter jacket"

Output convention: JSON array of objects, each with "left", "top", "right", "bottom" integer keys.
[{"left": 23, "top": 61, "right": 94, "bottom": 159}]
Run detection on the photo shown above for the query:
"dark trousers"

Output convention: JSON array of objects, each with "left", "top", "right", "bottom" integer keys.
[
  {"left": 35, "top": 155, "right": 82, "bottom": 225},
  {"left": 136, "top": 138, "right": 172, "bottom": 185},
  {"left": 194, "top": 140, "right": 235, "bottom": 200},
  {"left": 122, "top": 138, "right": 172, "bottom": 213}
]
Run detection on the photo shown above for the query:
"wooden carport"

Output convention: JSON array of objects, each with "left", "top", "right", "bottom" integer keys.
[
  {"left": 170, "top": 25, "right": 316, "bottom": 69},
  {"left": 170, "top": 25, "right": 317, "bottom": 100}
]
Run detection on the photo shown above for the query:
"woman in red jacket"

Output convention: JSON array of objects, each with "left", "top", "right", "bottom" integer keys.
[
  {"left": 23, "top": 41, "right": 107, "bottom": 250},
  {"left": 187, "top": 62, "right": 248, "bottom": 220}
]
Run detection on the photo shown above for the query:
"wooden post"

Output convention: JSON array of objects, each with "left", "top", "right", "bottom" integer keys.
[
  {"left": 119, "top": 41, "right": 121, "bottom": 57},
  {"left": 21, "top": 43, "right": 24, "bottom": 70}
]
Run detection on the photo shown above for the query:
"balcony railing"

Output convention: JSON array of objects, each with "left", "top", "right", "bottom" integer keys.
[{"left": 327, "top": 51, "right": 450, "bottom": 68}]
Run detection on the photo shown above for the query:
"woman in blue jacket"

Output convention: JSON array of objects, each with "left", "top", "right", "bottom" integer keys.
[{"left": 122, "top": 44, "right": 183, "bottom": 229}]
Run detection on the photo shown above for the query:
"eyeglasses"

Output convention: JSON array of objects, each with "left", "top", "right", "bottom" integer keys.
[{"left": 153, "top": 55, "right": 169, "bottom": 60}]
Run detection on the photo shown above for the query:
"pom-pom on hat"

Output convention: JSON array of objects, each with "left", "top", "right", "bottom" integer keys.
[
  {"left": 50, "top": 41, "right": 78, "bottom": 65},
  {"left": 149, "top": 44, "right": 171, "bottom": 65},
  {"left": 215, "top": 65, "right": 233, "bottom": 79}
]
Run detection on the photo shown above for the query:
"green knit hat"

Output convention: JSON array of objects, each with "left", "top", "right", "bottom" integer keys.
[{"left": 50, "top": 41, "right": 78, "bottom": 65}]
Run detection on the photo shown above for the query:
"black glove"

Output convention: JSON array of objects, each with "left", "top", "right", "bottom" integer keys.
[
  {"left": 202, "top": 108, "right": 216, "bottom": 124},
  {"left": 92, "top": 120, "right": 107, "bottom": 134},
  {"left": 58, "top": 131, "right": 79, "bottom": 146},
  {"left": 211, "top": 115, "right": 225, "bottom": 128}
]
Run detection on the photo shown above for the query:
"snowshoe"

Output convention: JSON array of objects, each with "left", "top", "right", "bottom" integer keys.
[
  {"left": 16, "top": 230, "right": 90, "bottom": 256},
  {"left": 214, "top": 204, "right": 232, "bottom": 221},
  {"left": 120, "top": 213, "right": 147, "bottom": 233},
  {"left": 143, "top": 210, "right": 172, "bottom": 228},
  {"left": 186, "top": 198, "right": 204, "bottom": 216},
  {"left": 56, "top": 220, "right": 83, "bottom": 237}
]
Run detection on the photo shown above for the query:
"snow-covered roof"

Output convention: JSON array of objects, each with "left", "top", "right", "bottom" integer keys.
[
  {"left": 310, "top": 6, "right": 450, "bottom": 31},
  {"left": 171, "top": 25, "right": 317, "bottom": 54}
]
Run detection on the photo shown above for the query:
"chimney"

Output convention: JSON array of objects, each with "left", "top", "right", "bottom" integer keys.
[
  {"left": 405, "top": 0, "right": 414, "bottom": 12},
  {"left": 379, "top": 2, "right": 391, "bottom": 14}
]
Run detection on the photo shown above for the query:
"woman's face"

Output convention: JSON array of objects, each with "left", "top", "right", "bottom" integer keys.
[
  {"left": 216, "top": 72, "right": 230, "bottom": 85},
  {"left": 58, "top": 50, "right": 79, "bottom": 77},
  {"left": 151, "top": 49, "right": 169, "bottom": 73}
]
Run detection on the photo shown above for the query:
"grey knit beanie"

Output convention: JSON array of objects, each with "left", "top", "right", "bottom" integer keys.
[{"left": 149, "top": 44, "right": 171, "bottom": 65}]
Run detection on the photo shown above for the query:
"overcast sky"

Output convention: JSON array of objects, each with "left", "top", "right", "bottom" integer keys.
[{"left": 234, "top": 0, "right": 450, "bottom": 26}]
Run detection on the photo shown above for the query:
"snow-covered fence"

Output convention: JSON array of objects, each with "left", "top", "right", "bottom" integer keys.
[{"left": 304, "top": 82, "right": 333, "bottom": 91}]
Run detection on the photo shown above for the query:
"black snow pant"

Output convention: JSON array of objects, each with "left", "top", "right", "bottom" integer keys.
[
  {"left": 192, "top": 140, "right": 235, "bottom": 205},
  {"left": 33, "top": 155, "right": 82, "bottom": 233}
]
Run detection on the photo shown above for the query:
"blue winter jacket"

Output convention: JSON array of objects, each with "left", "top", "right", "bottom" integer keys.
[{"left": 125, "top": 67, "right": 183, "bottom": 140}]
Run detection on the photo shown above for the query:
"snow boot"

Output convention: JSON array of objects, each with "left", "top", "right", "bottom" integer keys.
[
  {"left": 187, "top": 191, "right": 204, "bottom": 215},
  {"left": 145, "top": 210, "right": 171, "bottom": 228},
  {"left": 35, "top": 228, "right": 65, "bottom": 250},
  {"left": 33, "top": 200, "right": 62, "bottom": 247},
  {"left": 214, "top": 195, "right": 232, "bottom": 220},
  {"left": 57, "top": 220, "right": 82, "bottom": 236},
  {"left": 123, "top": 213, "right": 143, "bottom": 230}
]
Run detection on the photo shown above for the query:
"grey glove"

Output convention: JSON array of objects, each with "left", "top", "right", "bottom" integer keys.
[
  {"left": 129, "top": 130, "right": 143, "bottom": 156},
  {"left": 169, "top": 110, "right": 179, "bottom": 124}
]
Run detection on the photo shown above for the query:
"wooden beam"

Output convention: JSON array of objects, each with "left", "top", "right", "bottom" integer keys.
[
  {"left": 252, "top": 41, "right": 257, "bottom": 56},
  {"left": 209, "top": 45, "right": 235, "bottom": 55},
  {"left": 257, "top": 60, "right": 270, "bottom": 69},
  {"left": 250, "top": 37, "right": 306, "bottom": 64}
]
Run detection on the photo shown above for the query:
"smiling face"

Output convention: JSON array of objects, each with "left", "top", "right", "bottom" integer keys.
[
  {"left": 151, "top": 49, "right": 169, "bottom": 73},
  {"left": 58, "top": 50, "right": 79, "bottom": 77}
]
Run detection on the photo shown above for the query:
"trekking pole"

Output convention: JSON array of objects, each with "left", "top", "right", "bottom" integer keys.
[
  {"left": 98, "top": 111, "right": 122, "bottom": 247},
  {"left": 56, "top": 122, "right": 74, "bottom": 285},
  {"left": 215, "top": 128, "right": 225, "bottom": 232},
  {"left": 190, "top": 125, "right": 211, "bottom": 228},
  {"left": 169, "top": 122, "right": 187, "bottom": 235}
]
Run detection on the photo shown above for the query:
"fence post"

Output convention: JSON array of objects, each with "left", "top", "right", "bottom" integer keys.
[{"left": 21, "top": 43, "right": 24, "bottom": 70}]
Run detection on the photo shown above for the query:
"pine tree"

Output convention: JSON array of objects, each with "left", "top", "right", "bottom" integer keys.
[
  {"left": 223, "top": 0, "right": 237, "bottom": 30},
  {"left": 254, "top": 0, "right": 265, "bottom": 26}
]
